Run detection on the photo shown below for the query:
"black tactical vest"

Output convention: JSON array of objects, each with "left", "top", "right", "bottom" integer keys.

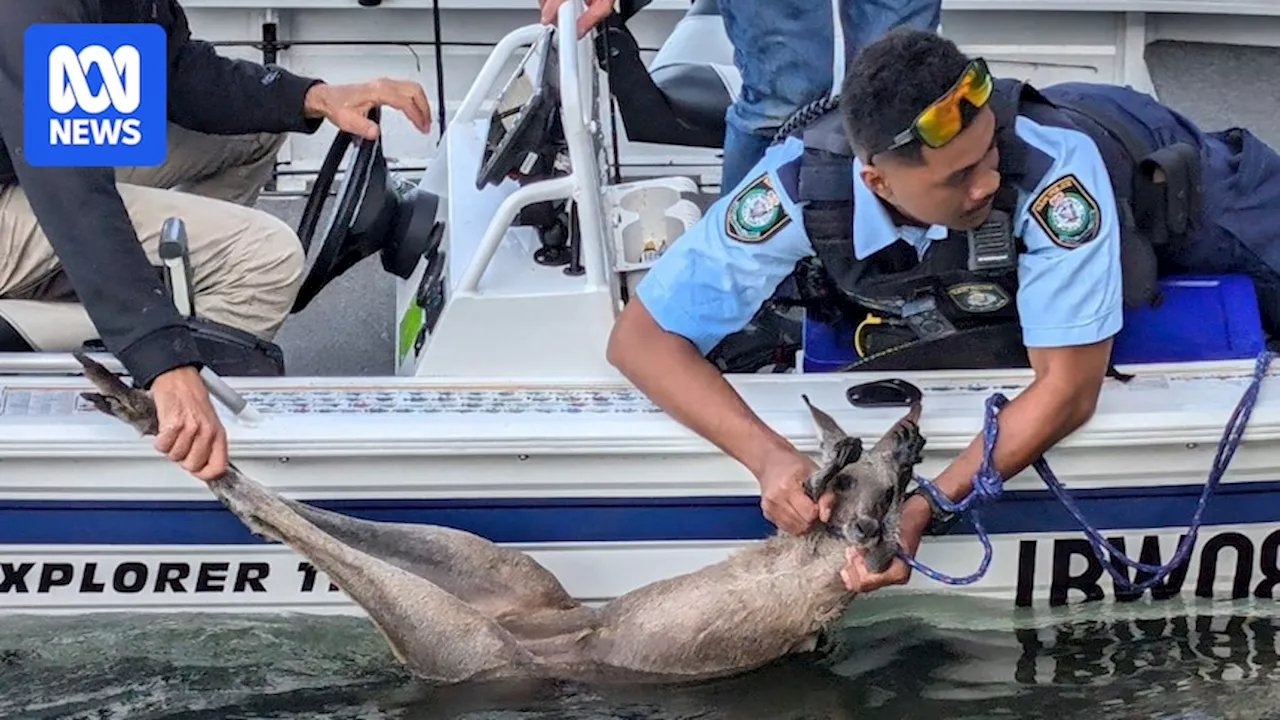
[{"left": 783, "top": 78, "right": 1191, "bottom": 372}]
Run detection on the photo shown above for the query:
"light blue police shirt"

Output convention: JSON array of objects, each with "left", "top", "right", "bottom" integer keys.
[{"left": 633, "top": 118, "right": 1123, "bottom": 355}]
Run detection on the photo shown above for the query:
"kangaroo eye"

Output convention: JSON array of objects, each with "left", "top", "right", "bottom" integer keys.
[{"left": 834, "top": 475, "right": 853, "bottom": 492}]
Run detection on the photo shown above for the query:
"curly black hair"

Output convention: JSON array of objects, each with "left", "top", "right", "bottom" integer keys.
[{"left": 839, "top": 27, "right": 973, "bottom": 164}]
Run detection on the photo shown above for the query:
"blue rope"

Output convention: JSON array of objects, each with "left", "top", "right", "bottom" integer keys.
[{"left": 896, "top": 349, "right": 1276, "bottom": 590}]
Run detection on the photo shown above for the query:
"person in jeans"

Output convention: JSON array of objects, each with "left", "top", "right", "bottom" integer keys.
[{"left": 539, "top": 0, "right": 943, "bottom": 192}]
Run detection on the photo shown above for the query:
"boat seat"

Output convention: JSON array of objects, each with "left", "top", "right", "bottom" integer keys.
[
  {"left": 646, "top": 0, "right": 739, "bottom": 142},
  {"left": 0, "top": 298, "right": 99, "bottom": 352},
  {"left": 606, "top": 0, "right": 739, "bottom": 148},
  {"left": 800, "top": 274, "right": 1268, "bottom": 372}
]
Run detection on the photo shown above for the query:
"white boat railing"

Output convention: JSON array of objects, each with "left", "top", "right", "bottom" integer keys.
[
  {"left": 0, "top": 353, "right": 125, "bottom": 376},
  {"left": 452, "top": 2, "right": 609, "bottom": 297},
  {"left": 448, "top": 24, "right": 547, "bottom": 137}
]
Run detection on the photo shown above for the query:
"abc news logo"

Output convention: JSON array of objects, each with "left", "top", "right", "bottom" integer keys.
[
  {"left": 23, "top": 23, "right": 166, "bottom": 167},
  {"left": 48, "top": 44, "right": 144, "bottom": 147}
]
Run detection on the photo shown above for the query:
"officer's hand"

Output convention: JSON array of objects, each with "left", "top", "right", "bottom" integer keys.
[
  {"left": 303, "top": 79, "right": 432, "bottom": 140},
  {"left": 150, "top": 366, "right": 228, "bottom": 482},
  {"left": 539, "top": 0, "right": 614, "bottom": 37},
  {"left": 756, "top": 448, "right": 831, "bottom": 536}
]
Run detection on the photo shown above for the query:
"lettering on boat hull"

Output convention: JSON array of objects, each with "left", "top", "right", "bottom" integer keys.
[
  {"left": 1013, "top": 527, "right": 1280, "bottom": 607},
  {"left": 0, "top": 556, "right": 343, "bottom": 603},
  {"left": 0, "top": 526, "right": 1277, "bottom": 613}
]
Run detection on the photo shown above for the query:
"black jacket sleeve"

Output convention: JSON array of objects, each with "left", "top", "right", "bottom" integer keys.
[
  {"left": 617, "top": 0, "right": 655, "bottom": 22},
  {"left": 0, "top": 0, "right": 203, "bottom": 388},
  {"left": 159, "top": 0, "right": 326, "bottom": 136}
]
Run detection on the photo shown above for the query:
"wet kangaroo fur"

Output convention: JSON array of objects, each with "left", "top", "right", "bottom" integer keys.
[{"left": 74, "top": 352, "right": 926, "bottom": 686}]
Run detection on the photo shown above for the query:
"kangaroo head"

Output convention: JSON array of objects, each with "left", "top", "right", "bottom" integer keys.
[{"left": 800, "top": 394, "right": 926, "bottom": 573}]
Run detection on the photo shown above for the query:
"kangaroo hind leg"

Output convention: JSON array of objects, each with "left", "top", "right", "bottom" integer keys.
[
  {"left": 274, "top": 497, "right": 582, "bottom": 620},
  {"left": 209, "top": 468, "right": 541, "bottom": 683},
  {"left": 74, "top": 354, "right": 540, "bottom": 684}
]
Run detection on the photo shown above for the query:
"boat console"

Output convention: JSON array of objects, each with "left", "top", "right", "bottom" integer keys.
[
  {"left": 476, "top": 27, "right": 560, "bottom": 191},
  {"left": 0, "top": 100, "right": 446, "bottom": 379}
]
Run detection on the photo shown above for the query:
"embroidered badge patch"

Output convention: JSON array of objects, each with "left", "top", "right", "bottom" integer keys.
[
  {"left": 947, "top": 282, "right": 1011, "bottom": 313},
  {"left": 1030, "top": 174, "right": 1101, "bottom": 249},
  {"left": 725, "top": 173, "right": 790, "bottom": 243}
]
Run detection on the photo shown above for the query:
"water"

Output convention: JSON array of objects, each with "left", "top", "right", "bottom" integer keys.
[{"left": 3, "top": 597, "right": 1279, "bottom": 720}]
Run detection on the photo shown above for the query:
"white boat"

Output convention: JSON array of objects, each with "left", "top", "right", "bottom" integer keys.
[{"left": 1, "top": 0, "right": 1279, "bottom": 621}]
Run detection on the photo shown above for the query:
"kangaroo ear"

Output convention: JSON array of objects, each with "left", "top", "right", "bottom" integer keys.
[
  {"left": 802, "top": 394, "right": 851, "bottom": 467},
  {"left": 800, "top": 395, "right": 863, "bottom": 502},
  {"left": 884, "top": 401, "right": 927, "bottom": 495},
  {"left": 803, "top": 437, "right": 863, "bottom": 500}
]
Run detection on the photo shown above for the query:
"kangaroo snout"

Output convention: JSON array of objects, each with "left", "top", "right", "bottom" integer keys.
[{"left": 850, "top": 517, "right": 881, "bottom": 542}]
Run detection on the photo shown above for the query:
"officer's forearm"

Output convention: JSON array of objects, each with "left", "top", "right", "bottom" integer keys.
[
  {"left": 928, "top": 378, "right": 1097, "bottom": 502},
  {"left": 607, "top": 306, "right": 796, "bottom": 478}
]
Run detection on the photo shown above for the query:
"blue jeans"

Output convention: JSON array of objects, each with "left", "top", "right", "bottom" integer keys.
[{"left": 717, "top": 0, "right": 943, "bottom": 193}]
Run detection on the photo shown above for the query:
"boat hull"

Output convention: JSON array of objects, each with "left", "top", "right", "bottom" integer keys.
[
  {"left": 2, "top": 0, "right": 1279, "bottom": 629},
  {"left": 0, "top": 504, "right": 1277, "bottom": 616},
  {"left": 2, "top": 360, "right": 1279, "bottom": 617}
]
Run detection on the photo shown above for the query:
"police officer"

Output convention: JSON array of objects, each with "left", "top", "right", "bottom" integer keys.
[
  {"left": 606, "top": 27, "right": 1280, "bottom": 592},
  {"left": 0, "top": 0, "right": 433, "bottom": 481}
]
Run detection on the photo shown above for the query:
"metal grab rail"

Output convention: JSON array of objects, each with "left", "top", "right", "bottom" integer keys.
[{"left": 453, "top": 0, "right": 609, "bottom": 296}]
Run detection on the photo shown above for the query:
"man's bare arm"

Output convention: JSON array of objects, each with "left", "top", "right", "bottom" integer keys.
[
  {"left": 607, "top": 299, "right": 827, "bottom": 533},
  {"left": 607, "top": 299, "right": 792, "bottom": 473},
  {"left": 926, "top": 337, "right": 1113, "bottom": 502}
]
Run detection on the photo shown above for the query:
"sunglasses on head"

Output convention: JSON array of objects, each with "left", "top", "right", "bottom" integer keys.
[{"left": 870, "top": 57, "right": 994, "bottom": 158}]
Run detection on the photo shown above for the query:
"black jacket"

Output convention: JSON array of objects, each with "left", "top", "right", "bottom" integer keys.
[
  {"left": 618, "top": 0, "right": 653, "bottom": 21},
  {"left": 0, "top": 0, "right": 323, "bottom": 387}
]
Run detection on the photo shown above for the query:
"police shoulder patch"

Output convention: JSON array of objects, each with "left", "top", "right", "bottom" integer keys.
[
  {"left": 1029, "top": 174, "right": 1101, "bottom": 249},
  {"left": 725, "top": 172, "right": 791, "bottom": 243}
]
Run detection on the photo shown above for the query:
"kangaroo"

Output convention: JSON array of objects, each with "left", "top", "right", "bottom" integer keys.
[{"left": 73, "top": 352, "right": 926, "bottom": 687}]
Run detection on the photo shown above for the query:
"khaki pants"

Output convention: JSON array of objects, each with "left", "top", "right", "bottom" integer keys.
[
  {"left": 116, "top": 122, "right": 287, "bottom": 207},
  {"left": 0, "top": 124, "right": 305, "bottom": 346}
]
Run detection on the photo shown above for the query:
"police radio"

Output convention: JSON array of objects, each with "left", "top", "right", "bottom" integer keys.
[{"left": 967, "top": 208, "right": 1018, "bottom": 274}]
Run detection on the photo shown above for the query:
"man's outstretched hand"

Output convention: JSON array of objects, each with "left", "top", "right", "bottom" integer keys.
[
  {"left": 304, "top": 78, "right": 433, "bottom": 140},
  {"left": 150, "top": 366, "right": 228, "bottom": 482}
]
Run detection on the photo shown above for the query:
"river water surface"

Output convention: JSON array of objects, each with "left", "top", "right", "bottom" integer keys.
[{"left": 2, "top": 595, "right": 1278, "bottom": 720}]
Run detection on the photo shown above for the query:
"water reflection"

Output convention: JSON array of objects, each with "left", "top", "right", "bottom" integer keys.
[
  {"left": 2, "top": 609, "right": 1280, "bottom": 719},
  {"left": 1013, "top": 614, "right": 1280, "bottom": 687},
  {"left": 824, "top": 611, "right": 1280, "bottom": 719}
]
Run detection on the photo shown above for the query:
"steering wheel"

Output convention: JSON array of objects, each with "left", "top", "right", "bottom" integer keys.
[
  {"left": 292, "top": 106, "right": 382, "bottom": 313},
  {"left": 293, "top": 106, "right": 381, "bottom": 311},
  {"left": 292, "top": 106, "right": 443, "bottom": 313}
]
